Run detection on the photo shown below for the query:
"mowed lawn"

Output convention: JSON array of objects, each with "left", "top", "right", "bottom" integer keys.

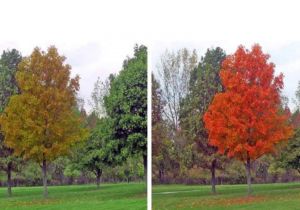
[
  {"left": 0, "top": 182, "right": 146, "bottom": 210},
  {"left": 153, "top": 182, "right": 300, "bottom": 210}
]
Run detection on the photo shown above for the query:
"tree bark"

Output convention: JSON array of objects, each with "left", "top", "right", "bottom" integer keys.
[
  {"left": 245, "top": 156, "right": 252, "bottom": 196},
  {"left": 211, "top": 159, "right": 217, "bottom": 194},
  {"left": 60, "top": 173, "right": 64, "bottom": 185},
  {"left": 143, "top": 154, "right": 147, "bottom": 182},
  {"left": 7, "top": 161, "right": 12, "bottom": 197},
  {"left": 96, "top": 169, "right": 102, "bottom": 189},
  {"left": 159, "top": 168, "right": 164, "bottom": 183},
  {"left": 42, "top": 158, "right": 48, "bottom": 198}
]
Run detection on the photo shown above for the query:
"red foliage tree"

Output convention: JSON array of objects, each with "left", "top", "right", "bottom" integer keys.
[{"left": 204, "top": 44, "right": 293, "bottom": 195}]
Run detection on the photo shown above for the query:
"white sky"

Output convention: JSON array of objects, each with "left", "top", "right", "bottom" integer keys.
[{"left": 1, "top": 0, "right": 300, "bottom": 112}]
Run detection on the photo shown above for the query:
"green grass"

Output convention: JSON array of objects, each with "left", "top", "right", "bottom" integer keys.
[
  {"left": 152, "top": 182, "right": 300, "bottom": 210},
  {"left": 0, "top": 182, "right": 146, "bottom": 210}
]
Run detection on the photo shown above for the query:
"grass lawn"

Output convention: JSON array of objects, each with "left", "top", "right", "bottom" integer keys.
[
  {"left": 152, "top": 182, "right": 300, "bottom": 210},
  {"left": 0, "top": 182, "right": 146, "bottom": 210}
]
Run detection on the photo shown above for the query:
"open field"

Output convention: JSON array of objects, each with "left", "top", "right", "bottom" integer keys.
[
  {"left": 152, "top": 182, "right": 300, "bottom": 210},
  {"left": 0, "top": 182, "right": 146, "bottom": 210}
]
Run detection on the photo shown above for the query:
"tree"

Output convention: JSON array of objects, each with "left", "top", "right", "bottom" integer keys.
[
  {"left": 81, "top": 117, "right": 118, "bottom": 188},
  {"left": 157, "top": 48, "right": 198, "bottom": 130},
  {"left": 204, "top": 44, "right": 293, "bottom": 195},
  {"left": 0, "top": 49, "right": 22, "bottom": 196},
  {"left": 278, "top": 129, "right": 300, "bottom": 174},
  {"left": 154, "top": 48, "right": 198, "bottom": 183},
  {"left": 152, "top": 74, "right": 164, "bottom": 162},
  {"left": 121, "top": 155, "right": 144, "bottom": 183},
  {"left": 152, "top": 74, "right": 164, "bottom": 127},
  {"left": 0, "top": 46, "right": 87, "bottom": 198},
  {"left": 152, "top": 74, "right": 172, "bottom": 182},
  {"left": 89, "top": 77, "right": 110, "bottom": 118},
  {"left": 278, "top": 86, "right": 300, "bottom": 173},
  {"left": 104, "top": 45, "right": 147, "bottom": 178},
  {"left": 180, "top": 47, "right": 226, "bottom": 194},
  {"left": 78, "top": 73, "right": 119, "bottom": 188}
]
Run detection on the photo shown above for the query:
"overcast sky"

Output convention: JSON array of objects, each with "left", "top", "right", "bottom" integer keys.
[{"left": 1, "top": 0, "right": 300, "bottom": 112}]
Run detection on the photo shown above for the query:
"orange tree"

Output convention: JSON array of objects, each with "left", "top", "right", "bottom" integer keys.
[
  {"left": 0, "top": 46, "right": 87, "bottom": 198},
  {"left": 204, "top": 44, "right": 293, "bottom": 195}
]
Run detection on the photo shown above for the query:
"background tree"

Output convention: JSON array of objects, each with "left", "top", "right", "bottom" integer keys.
[
  {"left": 277, "top": 128, "right": 300, "bottom": 173},
  {"left": 204, "top": 44, "right": 293, "bottom": 195},
  {"left": 180, "top": 47, "right": 226, "bottom": 194},
  {"left": 120, "top": 155, "right": 144, "bottom": 183},
  {"left": 89, "top": 77, "right": 110, "bottom": 118},
  {"left": 278, "top": 84, "right": 300, "bottom": 173},
  {"left": 157, "top": 48, "right": 198, "bottom": 131},
  {"left": 152, "top": 74, "right": 173, "bottom": 183},
  {"left": 154, "top": 48, "right": 198, "bottom": 182},
  {"left": 81, "top": 117, "right": 117, "bottom": 188},
  {"left": 0, "top": 49, "right": 22, "bottom": 196},
  {"left": 104, "top": 45, "right": 147, "bottom": 177},
  {"left": 0, "top": 46, "right": 87, "bottom": 198}
]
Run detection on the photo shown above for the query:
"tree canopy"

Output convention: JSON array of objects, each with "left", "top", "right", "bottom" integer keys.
[{"left": 104, "top": 45, "right": 147, "bottom": 174}]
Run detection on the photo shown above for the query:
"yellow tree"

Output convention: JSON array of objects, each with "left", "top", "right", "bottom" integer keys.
[{"left": 0, "top": 46, "right": 87, "bottom": 198}]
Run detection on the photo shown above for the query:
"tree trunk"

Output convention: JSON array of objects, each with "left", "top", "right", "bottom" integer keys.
[
  {"left": 7, "top": 161, "right": 12, "bottom": 197},
  {"left": 60, "top": 173, "right": 64, "bottom": 185},
  {"left": 159, "top": 168, "right": 164, "bottom": 183},
  {"left": 42, "top": 158, "right": 48, "bottom": 198},
  {"left": 220, "top": 171, "right": 225, "bottom": 185},
  {"left": 69, "top": 176, "right": 74, "bottom": 185},
  {"left": 211, "top": 159, "right": 217, "bottom": 194},
  {"left": 245, "top": 156, "right": 252, "bottom": 196},
  {"left": 143, "top": 154, "right": 147, "bottom": 182},
  {"left": 96, "top": 169, "right": 102, "bottom": 189}
]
